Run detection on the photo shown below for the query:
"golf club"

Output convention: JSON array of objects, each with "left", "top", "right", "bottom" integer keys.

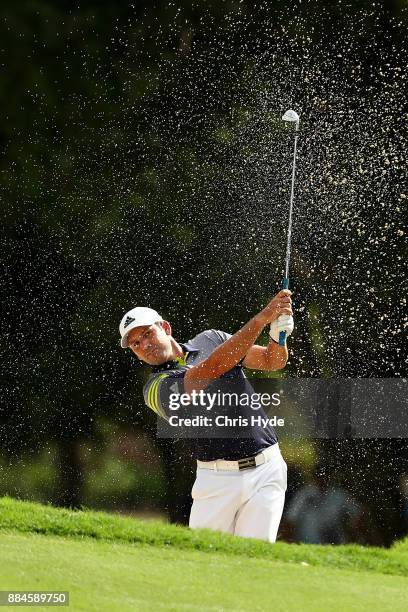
[{"left": 279, "top": 109, "right": 300, "bottom": 345}]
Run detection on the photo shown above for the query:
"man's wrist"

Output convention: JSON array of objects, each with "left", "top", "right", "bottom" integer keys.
[{"left": 252, "top": 313, "right": 269, "bottom": 330}]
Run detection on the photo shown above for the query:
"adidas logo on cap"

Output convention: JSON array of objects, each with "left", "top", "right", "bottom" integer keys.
[{"left": 124, "top": 316, "right": 135, "bottom": 329}]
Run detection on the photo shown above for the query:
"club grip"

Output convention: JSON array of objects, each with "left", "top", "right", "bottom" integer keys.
[{"left": 279, "top": 276, "right": 289, "bottom": 344}]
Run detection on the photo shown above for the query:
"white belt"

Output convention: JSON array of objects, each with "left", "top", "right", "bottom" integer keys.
[{"left": 196, "top": 443, "right": 280, "bottom": 472}]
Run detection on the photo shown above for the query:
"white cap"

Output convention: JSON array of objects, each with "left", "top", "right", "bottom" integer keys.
[{"left": 119, "top": 307, "right": 163, "bottom": 348}]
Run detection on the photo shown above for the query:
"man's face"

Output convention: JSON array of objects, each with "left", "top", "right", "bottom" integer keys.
[{"left": 127, "top": 322, "right": 173, "bottom": 365}]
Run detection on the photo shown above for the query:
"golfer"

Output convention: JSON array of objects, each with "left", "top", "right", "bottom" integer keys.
[{"left": 119, "top": 290, "right": 293, "bottom": 542}]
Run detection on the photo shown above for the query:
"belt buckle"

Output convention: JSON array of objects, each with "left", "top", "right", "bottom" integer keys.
[{"left": 238, "top": 456, "right": 256, "bottom": 471}]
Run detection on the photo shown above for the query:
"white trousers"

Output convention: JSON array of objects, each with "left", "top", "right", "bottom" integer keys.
[{"left": 189, "top": 445, "right": 287, "bottom": 542}]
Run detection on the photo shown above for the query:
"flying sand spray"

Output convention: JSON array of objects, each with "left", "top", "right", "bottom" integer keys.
[{"left": 278, "top": 109, "right": 299, "bottom": 345}]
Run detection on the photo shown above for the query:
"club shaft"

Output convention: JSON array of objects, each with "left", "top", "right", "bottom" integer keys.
[
  {"left": 279, "top": 122, "right": 298, "bottom": 346},
  {"left": 284, "top": 125, "right": 299, "bottom": 285}
]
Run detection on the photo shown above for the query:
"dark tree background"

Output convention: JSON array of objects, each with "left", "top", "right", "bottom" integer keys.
[{"left": 0, "top": 0, "right": 406, "bottom": 543}]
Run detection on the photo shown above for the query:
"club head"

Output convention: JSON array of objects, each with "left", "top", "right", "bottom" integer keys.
[{"left": 282, "top": 109, "right": 300, "bottom": 124}]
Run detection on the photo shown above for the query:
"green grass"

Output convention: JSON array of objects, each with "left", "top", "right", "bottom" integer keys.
[{"left": 1, "top": 497, "right": 407, "bottom": 611}]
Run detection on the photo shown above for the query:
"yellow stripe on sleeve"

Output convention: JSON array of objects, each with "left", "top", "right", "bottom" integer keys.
[{"left": 147, "top": 374, "right": 169, "bottom": 418}]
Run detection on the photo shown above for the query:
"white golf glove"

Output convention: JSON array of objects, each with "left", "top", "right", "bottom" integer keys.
[{"left": 269, "top": 315, "right": 294, "bottom": 344}]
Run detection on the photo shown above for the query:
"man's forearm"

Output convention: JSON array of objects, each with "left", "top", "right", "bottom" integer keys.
[
  {"left": 264, "top": 339, "right": 288, "bottom": 370},
  {"left": 184, "top": 315, "right": 265, "bottom": 390},
  {"left": 208, "top": 315, "right": 266, "bottom": 375}
]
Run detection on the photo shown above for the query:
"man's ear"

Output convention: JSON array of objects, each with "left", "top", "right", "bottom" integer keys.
[{"left": 161, "top": 320, "right": 172, "bottom": 336}]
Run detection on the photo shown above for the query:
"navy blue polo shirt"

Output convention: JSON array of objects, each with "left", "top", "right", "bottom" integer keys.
[{"left": 143, "top": 329, "right": 278, "bottom": 461}]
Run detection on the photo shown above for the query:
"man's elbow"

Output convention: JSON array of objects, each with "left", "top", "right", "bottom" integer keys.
[
  {"left": 267, "top": 344, "right": 289, "bottom": 371},
  {"left": 184, "top": 361, "right": 223, "bottom": 394}
]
